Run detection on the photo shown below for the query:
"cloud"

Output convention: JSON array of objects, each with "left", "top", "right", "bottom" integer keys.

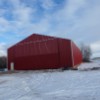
[
  {"left": 45, "top": 0, "right": 100, "bottom": 44},
  {"left": 0, "top": 0, "right": 100, "bottom": 57},
  {"left": 0, "top": 0, "right": 36, "bottom": 34},
  {"left": 40, "top": 0, "right": 56, "bottom": 10},
  {"left": 13, "top": 7, "right": 33, "bottom": 23},
  {"left": 66, "top": 0, "right": 86, "bottom": 17},
  {"left": 0, "top": 17, "right": 11, "bottom": 33},
  {"left": 0, "top": 43, "right": 7, "bottom": 56},
  {"left": 0, "top": 9, "right": 6, "bottom": 16},
  {"left": 91, "top": 41, "right": 100, "bottom": 53},
  {"left": 11, "top": 0, "right": 35, "bottom": 23}
]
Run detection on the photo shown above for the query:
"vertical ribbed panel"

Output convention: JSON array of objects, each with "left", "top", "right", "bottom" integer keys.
[{"left": 8, "top": 34, "right": 82, "bottom": 70}]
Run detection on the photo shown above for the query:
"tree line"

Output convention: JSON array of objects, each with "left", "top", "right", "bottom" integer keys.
[{"left": 0, "top": 56, "right": 7, "bottom": 69}]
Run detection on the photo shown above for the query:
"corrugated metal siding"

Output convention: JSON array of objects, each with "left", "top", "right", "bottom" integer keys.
[
  {"left": 71, "top": 41, "right": 82, "bottom": 68},
  {"left": 11, "top": 35, "right": 60, "bottom": 70},
  {"left": 58, "top": 39, "right": 72, "bottom": 68},
  {"left": 8, "top": 34, "right": 82, "bottom": 70}
]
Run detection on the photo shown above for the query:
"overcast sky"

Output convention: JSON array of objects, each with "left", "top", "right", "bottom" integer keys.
[{"left": 0, "top": 0, "right": 100, "bottom": 58}]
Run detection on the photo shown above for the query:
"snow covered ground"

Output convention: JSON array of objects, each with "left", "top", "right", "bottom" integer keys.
[
  {"left": 0, "top": 61, "right": 100, "bottom": 100},
  {"left": 78, "top": 62, "right": 100, "bottom": 71}
]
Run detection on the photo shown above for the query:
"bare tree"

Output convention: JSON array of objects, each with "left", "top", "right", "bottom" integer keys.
[{"left": 80, "top": 43, "right": 92, "bottom": 62}]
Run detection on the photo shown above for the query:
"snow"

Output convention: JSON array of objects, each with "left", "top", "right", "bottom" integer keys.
[
  {"left": 78, "top": 60, "right": 100, "bottom": 71},
  {"left": 0, "top": 64, "right": 100, "bottom": 100}
]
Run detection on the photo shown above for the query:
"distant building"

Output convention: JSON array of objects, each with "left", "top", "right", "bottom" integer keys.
[{"left": 8, "top": 34, "right": 82, "bottom": 70}]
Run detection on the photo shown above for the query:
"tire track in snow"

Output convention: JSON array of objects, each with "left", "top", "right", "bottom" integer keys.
[{"left": 15, "top": 71, "right": 52, "bottom": 100}]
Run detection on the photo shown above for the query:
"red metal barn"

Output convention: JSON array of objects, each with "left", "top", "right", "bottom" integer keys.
[{"left": 8, "top": 34, "right": 82, "bottom": 70}]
